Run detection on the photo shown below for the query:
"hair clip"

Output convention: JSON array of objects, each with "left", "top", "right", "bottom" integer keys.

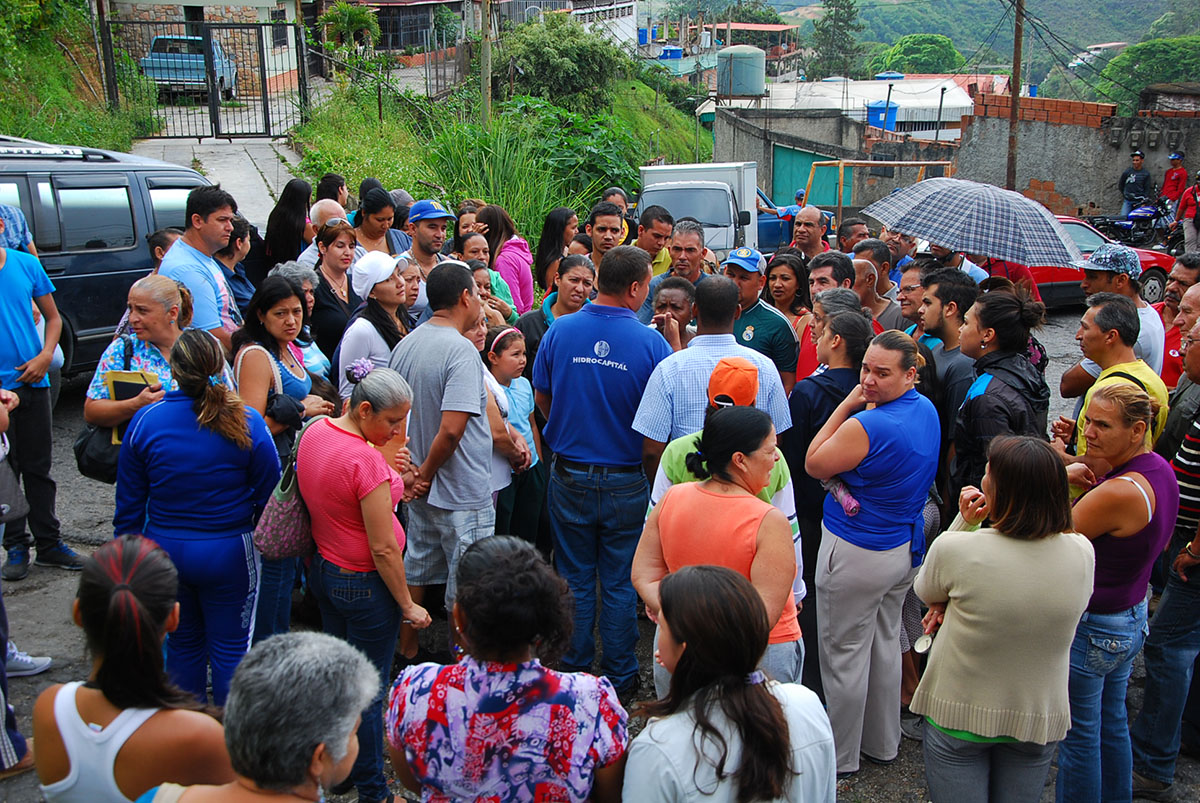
[
  {"left": 346, "top": 358, "right": 374, "bottom": 384},
  {"left": 208, "top": 374, "right": 224, "bottom": 387},
  {"left": 745, "top": 670, "right": 765, "bottom": 685}
]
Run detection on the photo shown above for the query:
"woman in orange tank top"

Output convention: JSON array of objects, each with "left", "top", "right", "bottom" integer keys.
[{"left": 633, "top": 406, "right": 802, "bottom": 691}]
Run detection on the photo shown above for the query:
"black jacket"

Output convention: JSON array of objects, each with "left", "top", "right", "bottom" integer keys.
[
  {"left": 780, "top": 367, "right": 859, "bottom": 516},
  {"left": 952, "top": 350, "right": 1050, "bottom": 493}
]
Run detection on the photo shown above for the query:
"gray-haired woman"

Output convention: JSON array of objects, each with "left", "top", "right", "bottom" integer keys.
[
  {"left": 298, "top": 367, "right": 431, "bottom": 803},
  {"left": 268, "top": 260, "right": 330, "bottom": 379},
  {"left": 133, "top": 631, "right": 378, "bottom": 802}
]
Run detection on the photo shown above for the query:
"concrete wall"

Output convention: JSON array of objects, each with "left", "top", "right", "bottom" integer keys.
[
  {"left": 958, "top": 95, "right": 1200, "bottom": 216},
  {"left": 714, "top": 107, "right": 958, "bottom": 208}
]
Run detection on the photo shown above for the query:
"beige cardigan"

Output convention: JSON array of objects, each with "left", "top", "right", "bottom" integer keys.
[{"left": 910, "top": 527, "right": 1095, "bottom": 744}]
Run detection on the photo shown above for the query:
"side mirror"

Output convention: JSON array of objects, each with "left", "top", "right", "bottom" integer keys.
[{"left": 738, "top": 210, "right": 751, "bottom": 226}]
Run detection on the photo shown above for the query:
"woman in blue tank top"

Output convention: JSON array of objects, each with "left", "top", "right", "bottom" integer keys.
[
  {"left": 805, "top": 330, "right": 941, "bottom": 777},
  {"left": 232, "top": 276, "right": 336, "bottom": 644}
]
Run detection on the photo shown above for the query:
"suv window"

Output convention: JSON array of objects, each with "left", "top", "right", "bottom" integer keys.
[
  {"left": 32, "top": 180, "right": 61, "bottom": 252},
  {"left": 0, "top": 181, "right": 19, "bottom": 208},
  {"left": 148, "top": 187, "right": 193, "bottom": 231},
  {"left": 58, "top": 186, "right": 136, "bottom": 251}
]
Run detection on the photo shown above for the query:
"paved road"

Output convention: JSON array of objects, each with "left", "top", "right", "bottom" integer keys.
[{"left": 1, "top": 307, "right": 1197, "bottom": 801}]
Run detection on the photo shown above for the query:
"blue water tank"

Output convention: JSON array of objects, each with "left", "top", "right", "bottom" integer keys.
[
  {"left": 874, "top": 71, "right": 905, "bottom": 80},
  {"left": 821, "top": 76, "right": 849, "bottom": 82},
  {"left": 652, "top": 26, "right": 658, "bottom": 40},
  {"left": 659, "top": 45, "right": 683, "bottom": 60},
  {"left": 866, "top": 100, "right": 899, "bottom": 131},
  {"left": 717, "top": 45, "right": 766, "bottom": 96},
  {"left": 638, "top": 28, "right": 648, "bottom": 46}
]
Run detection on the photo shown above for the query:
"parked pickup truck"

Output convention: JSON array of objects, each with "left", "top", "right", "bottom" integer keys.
[{"left": 139, "top": 36, "right": 238, "bottom": 101}]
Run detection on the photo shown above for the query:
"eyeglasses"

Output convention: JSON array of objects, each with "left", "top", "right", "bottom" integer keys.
[
  {"left": 900, "top": 283, "right": 922, "bottom": 293},
  {"left": 320, "top": 218, "right": 350, "bottom": 229}
]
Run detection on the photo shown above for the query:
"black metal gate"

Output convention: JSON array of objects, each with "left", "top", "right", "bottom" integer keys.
[{"left": 100, "top": 19, "right": 309, "bottom": 139}]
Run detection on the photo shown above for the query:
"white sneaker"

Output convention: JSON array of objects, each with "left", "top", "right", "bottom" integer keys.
[{"left": 6, "top": 641, "right": 52, "bottom": 678}]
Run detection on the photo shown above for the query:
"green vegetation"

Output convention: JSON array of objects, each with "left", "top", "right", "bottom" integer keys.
[
  {"left": 1096, "top": 36, "right": 1200, "bottom": 114},
  {"left": 296, "top": 25, "right": 711, "bottom": 255},
  {"left": 0, "top": 1, "right": 158, "bottom": 151},
  {"left": 868, "top": 34, "right": 965, "bottom": 75},
  {"left": 808, "top": 0, "right": 863, "bottom": 79},
  {"left": 493, "top": 15, "right": 626, "bottom": 109},
  {"left": 318, "top": 1, "right": 381, "bottom": 47}
]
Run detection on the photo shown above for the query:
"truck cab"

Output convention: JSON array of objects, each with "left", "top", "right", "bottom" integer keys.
[{"left": 637, "top": 162, "right": 759, "bottom": 260}]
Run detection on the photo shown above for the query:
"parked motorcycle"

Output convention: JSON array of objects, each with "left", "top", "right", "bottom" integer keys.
[{"left": 1085, "top": 194, "right": 1175, "bottom": 249}]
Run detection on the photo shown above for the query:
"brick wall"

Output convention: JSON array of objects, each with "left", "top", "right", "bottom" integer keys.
[{"left": 972, "top": 93, "right": 1117, "bottom": 129}]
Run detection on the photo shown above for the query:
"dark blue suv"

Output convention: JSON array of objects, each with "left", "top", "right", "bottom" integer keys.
[{"left": 0, "top": 136, "right": 208, "bottom": 375}]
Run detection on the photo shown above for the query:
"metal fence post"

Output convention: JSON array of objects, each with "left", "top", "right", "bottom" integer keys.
[
  {"left": 297, "top": 23, "right": 310, "bottom": 124},
  {"left": 257, "top": 25, "right": 272, "bottom": 136},
  {"left": 98, "top": 12, "right": 120, "bottom": 108}
]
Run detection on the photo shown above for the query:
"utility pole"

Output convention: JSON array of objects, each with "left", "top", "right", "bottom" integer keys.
[
  {"left": 481, "top": 0, "right": 491, "bottom": 129},
  {"left": 1006, "top": 0, "right": 1024, "bottom": 190}
]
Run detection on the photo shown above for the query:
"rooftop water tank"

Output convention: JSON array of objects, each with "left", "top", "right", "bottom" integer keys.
[
  {"left": 866, "top": 100, "right": 899, "bottom": 131},
  {"left": 717, "top": 45, "right": 766, "bottom": 97},
  {"left": 821, "top": 76, "right": 849, "bottom": 82},
  {"left": 874, "top": 71, "right": 905, "bottom": 80},
  {"left": 659, "top": 45, "right": 683, "bottom": 60}
]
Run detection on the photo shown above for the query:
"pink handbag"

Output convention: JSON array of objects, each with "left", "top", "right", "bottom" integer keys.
[{"left": 252, "top": 416, "right": 326, "bottom": 560}]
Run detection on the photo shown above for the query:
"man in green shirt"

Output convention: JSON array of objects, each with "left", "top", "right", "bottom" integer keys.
[{"left": 724, "top": 247, "right": 800, "bottom": 395}]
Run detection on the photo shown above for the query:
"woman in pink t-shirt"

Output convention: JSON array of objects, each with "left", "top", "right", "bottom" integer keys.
[{"left": 296, "top": 365, "right": 432, "bottom": 803}]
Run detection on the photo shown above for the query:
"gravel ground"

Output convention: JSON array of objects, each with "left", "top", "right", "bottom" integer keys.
[{"left": 1, "top": 307, "right": 1198, "bottom": 801}]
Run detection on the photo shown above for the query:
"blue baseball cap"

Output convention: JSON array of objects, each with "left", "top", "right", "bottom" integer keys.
[
  {"left": 794, "top": 189, "right": 806, "bottom": 202},
  {"left": 1071, "top": 242, "right": 1142, "bottom": 279},
  {"left": 722, "top": 247, "right": 766, "bottom": 273},
  {"left": 407, "top": 199, "right": 456, "bottom": 223},
  {"left": 1170, "top": 151, "right": 1185, "bottom": 160}
]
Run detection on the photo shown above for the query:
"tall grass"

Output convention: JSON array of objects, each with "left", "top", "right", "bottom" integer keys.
[
  {"left": 0, "top": 8, "right": 159, "bottom": 151},
  {"left": 425, "top": 116, "right": 605, "bottom": 249}
]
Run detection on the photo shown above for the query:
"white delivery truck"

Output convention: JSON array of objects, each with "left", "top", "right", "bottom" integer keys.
[{"left": 637, "top": 162, "right": 759, "bottom": 259}]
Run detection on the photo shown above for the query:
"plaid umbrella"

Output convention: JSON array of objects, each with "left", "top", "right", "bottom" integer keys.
[{"left": 860, "top": 178, "right": 1084, "bottom": 267}]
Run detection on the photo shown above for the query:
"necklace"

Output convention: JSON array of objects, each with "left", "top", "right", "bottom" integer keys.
[{"left": 321, "top": 265, "right": 348, "bottom": 301}]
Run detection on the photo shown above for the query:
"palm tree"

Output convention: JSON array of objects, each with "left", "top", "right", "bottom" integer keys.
[{"left": 318, "top": 1, "right": 381, "bottom": 48}]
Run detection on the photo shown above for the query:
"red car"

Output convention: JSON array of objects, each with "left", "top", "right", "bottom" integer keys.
[{"left": 1030, "top": 216, "right": 1176, "bottom": 308}]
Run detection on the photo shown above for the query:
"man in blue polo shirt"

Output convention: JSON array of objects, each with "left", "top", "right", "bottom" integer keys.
[{"left": 533, "top": 245, "right": 672, "bottom": 699}]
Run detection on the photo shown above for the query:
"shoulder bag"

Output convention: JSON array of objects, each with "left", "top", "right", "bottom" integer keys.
[
  {"left": 252, "top": 414, "right": 327, "bottom": 560},
  {"left": 0, "top": 436, "right": 30, "bottom": 524},
  {"left": 73, "top": 336, "right": 133, "bottom": 484}
]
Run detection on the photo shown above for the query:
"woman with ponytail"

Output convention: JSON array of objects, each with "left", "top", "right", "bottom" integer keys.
[
  {"left": 633, "top": 406, "right": 802, "bottom": 694},
  {"left": 33, "top": 536, "right": 233, "bottom": 802},
  {"left": 114, "top": 329, "right": 280, "bottom": 706},
  {"left": 625, "top": 565, "right": 836, "bottom": 802},
  {"left": 386, "top": 536, "right": 629, "bottom": 802}
]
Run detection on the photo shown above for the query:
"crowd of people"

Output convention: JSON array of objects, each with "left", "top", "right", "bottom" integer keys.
[{"left": 1, "top": 170, "right": 1200, "bottom": 803}]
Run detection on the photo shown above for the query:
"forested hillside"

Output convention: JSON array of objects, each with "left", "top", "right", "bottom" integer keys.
[{"left": 774, "top": 0, "right": 1167, "bottom": 57}]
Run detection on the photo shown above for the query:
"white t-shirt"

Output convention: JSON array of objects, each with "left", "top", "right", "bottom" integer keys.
[
  {"left": 337, "top": 317, "right": 392, "bottom": 399},
  {"left": 622, "top": 682, "right": 837, "bottom": 803},
  {"left": 483, "top": 367, "right": 512, "bottom": 493}
]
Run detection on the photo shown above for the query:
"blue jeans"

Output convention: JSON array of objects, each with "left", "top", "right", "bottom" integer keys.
[
  {"left": 1055, "top": 599, "right": 1147, "bottom": 803},
  {"left": 547, "top": 458, "right": 646, "bottom": 691},
  {"left": 252, "top": 557, "right": 296, "bottom": 643},
  {"left": 1131, "top": 547, "right": 1200, "bottom": 785},
  {"left": 309, "top": 554, "right": 400, "bottom": 802}
]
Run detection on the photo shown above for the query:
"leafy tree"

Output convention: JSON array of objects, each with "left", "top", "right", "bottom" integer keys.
[
  {"left": 318, "top": 1, "right": 381, "bottom": 48},
  {"left": 494, "top": 15, "right": 626, "bottom": 109},
  {"left": 432, "top": 6, "right": 459, "bottom": 43},
  {"left": 1095, "top": 36, "right": 1200, "bottom": 114},
  {"left": 1144, "top": 1, "right": 1200, "bottom": 41},
  {"left": 870, "top": 33, "right": 965, "bottom": 75},
  {"left": 809, "top": 0, "right": 864, "bottom": 79}
]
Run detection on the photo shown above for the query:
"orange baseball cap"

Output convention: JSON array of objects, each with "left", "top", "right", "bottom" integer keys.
[{"left": 708, "top": 357, "right": 759, "bottom": 408}]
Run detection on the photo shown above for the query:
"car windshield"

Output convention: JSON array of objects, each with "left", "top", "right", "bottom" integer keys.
[
  {"left": 152, "top": 38, "right": 205, "bottom": 56},
  {"left": 640, "top": 188, "right": 733, "bottom": 227},
  {"left": 1061, "top": 221, "right": 1107, "bottom": 255}
]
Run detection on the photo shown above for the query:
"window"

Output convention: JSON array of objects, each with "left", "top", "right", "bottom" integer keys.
[
  {"left": 1063, "top": 221, "right": 1108, "bottom": 255},
  {"left": 640, "top": 188, "right": 733, "bottom": 227},
  {"left": 57, "top": 187, "right": 135, "bottom": 251},
  {"left": 148, "top": 186, "right": 195, "bottom": 231},
  {"left": 271, "top": 8, "right": 288, "bottom": 48},
  {"left": 0, "top": 182, "right": 20, "bottom": 209},
  {"left": 33, "top": 181, "right": 61, "bottom": 252}
]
